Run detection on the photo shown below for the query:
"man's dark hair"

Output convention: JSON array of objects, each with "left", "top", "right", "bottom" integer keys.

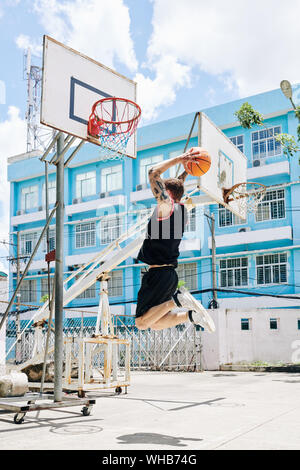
[{"left": 164, "top": 178, "right": 184, "bottom": 201}]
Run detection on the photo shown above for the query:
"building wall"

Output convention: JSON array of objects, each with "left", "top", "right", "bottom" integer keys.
[
  {"left": 201, "top": 309, "right": 300, "bottom": 370},
  {"left": 0, "top": 276, "right": 8, "bottom": 375},
  {"left": 6, "top": 84, "right": 300, "bottom": 320}
]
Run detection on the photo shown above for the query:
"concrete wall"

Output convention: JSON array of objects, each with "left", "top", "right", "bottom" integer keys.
[
  {"left": 201, "top": 308, "right": 300, "bottom": 370},
  {"left": 0, "top": 277, "right": 8, "bottom": 375}
]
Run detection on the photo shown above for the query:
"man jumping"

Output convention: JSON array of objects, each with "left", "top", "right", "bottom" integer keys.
[{"left": 135, "top": 147, "right": 215, "bottom": 332}]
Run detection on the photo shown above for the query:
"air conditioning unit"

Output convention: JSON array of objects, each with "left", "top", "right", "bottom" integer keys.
[
  {"left": 253, "top": 160, "right": 261, "bottom": 167},
  {"left": 16, "top": 210, "right": 22, "bottom": 216},
  {"left": 238, "top": 227, "right": 251, "bottom": 233},
  {"left": 38, "top": 206, "right": 43, "bottom": 211},
  {"left": 100, "top": 192, "right": 110, "bottom": 198},
  {"left": 72, "top": 198, "right": 82, "bottom": 204},
  {"left": 136, "top": 183, "right": 147, "bottom": 191}
]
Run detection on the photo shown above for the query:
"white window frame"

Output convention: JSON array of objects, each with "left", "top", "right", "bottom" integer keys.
[
  {"left": 77, "top": 278, "right": 96, "bottom": 299},
  {"left": 241, "top": 318, "right": 252, "bottom": 330},
  {"left": 229, "top": 134, "right": 244, "bottom": 153},
  {"left": 218, "top": 204, "right": 245, "bottom": 227},
  {"left": 219, "top": 257, "right": 248, "bottom": 287},
  {"left": 41, "top": 277, "right": 54, "bottom": 298},
  {"left": 270, "top": 318, "right": 279, "bottom": 330},
  {"left": 108, "top": 270, "right": 123, "bottom": 297},
  {"left": 75, "top": 222, "right": 96, "bottom": 248},
  {"left": 76, "top": 171, "right": 96, "bottom": 198},
  {"left": 43, "top": 228, "right": 56, "bottom": 252},
  {"left": 21, "top": 185, "right": 38, "bottom": 211},
  {"left": 185, "top": 207, "right": 196, "bottom": 232},
  {"left": 20, "top": 231, "right": 38, "bottom": 255},
  {"left": 20, "top": 279, "right": 37, "bottom": 303},
  {"left": 101, "top": 165, "right": 122, "bottom": 192},
  {"left": 42, "top": 180, "right": 56, "bottom": 207},
  {"left": 176, "top": 262, "right": 197, "bottom": 291},
  {"left": 255, "top": 188, "right": 285, "bottom": 222},
  {"left": 100, "top": 216, "right": 123, "bottom": 245},
  {"left": 140, "top": 155, "right": 163, "bottom": 185},
  {"left": 256, "top": 253, "right": 287, "bottom": 285},
  {"left": 251, "top": 125, "right": 282, "bottom": 162}
]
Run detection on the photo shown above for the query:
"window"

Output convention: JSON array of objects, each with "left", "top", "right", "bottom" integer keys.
[
  {"left": 101, "top": 165, "right": 122, "bottom": 192},
  {"left": 255, "top": 189, "right": 285, "bottom": 222},
  {"left": 252, "top": 126, "right": 281, "bottom": 162},
  {"left": 256, "top": 253, "right": 287, "bottom": 285},
  {"left": 220, "top": 258, "right": 248, "bottom": 287},
  {"left": 140, "top": 155, "right": 163, "bottom": 185},
  {"left": 185, "top": 208, "right": 196, "bottom": 232},
  {"left": 176, "top": 262, "right": 197, "bottom": 291},
  {"left": 100, "top": 216, "right": 123, "bottom": 244},
  {"left": 42, "top": 180, "right": 56, "bottom": 207},
  {"left": 76, "top": 171, "right": 96, "bottom": 198},
  {"left": 270, "top": 318, "right": 278, "bottom": 330},
  {"left": 75, "top": 222, "right": 96, "bottom": 248},
  {"left": 77, "top": 280, "right": 96, "bottom": 299},
  {"left": 298, "top": 319, "right": 300, "bottom": 330},
  {"left": 20, "top": 232, "right": 38, "bottom": 255},
  {"left": 218, "top": 204, "right": 244, "bottom": 227},
  {"left": 20, "top": 279, "right": 36, "bottom": 303},
  {"left": 21, "top": 185, "right": 38, "bottom": 211},
  {"left": 43, "top": 228, "right": 55, "bottom": 252},
  {"left": 41, "top": 277, "right": 54, "bottom": 298},
  {"left": 168, "top": 151, "right": 182, "bottom": 178},
  {"left": 241, "top": 318, "right": 251, "bottom": 330},
  {"left": 108, "top": 270, "right": 123, "bottom": 297},
  {"left": 230, "top": 135, "right": 244, "bottom": 153}
]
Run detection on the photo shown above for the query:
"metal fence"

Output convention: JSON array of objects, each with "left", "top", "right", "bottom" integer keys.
[{"left": 4, "top": 310, "right": 203, "bottom": 372}]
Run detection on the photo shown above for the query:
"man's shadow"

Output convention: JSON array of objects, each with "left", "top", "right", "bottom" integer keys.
[{"left": 117, "top": 432, "right": 202, "bottom": 447}]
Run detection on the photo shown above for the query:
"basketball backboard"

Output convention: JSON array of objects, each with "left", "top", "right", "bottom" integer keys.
[
  {"left": 41, "top": 36, "right": 138, "bottom": 158},
  {"left": 196, "top": 112, "right": 248, "bottom": 220}
]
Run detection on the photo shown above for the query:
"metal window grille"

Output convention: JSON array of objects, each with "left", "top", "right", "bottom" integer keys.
[
  {"left": 185, "top": 208, "right": 196, "bottom": 232},
  {"left": 230, "top": 135, "right": 244, "bottom": 153},
  {"left": 20, "top": 232, "right": 38, "bottom": 255},
  {"left": 218, "top": 204, "right": 244, "bottom": 227},
  {"left": 176, "top": 262, "right": 197, "bottom": 291},
  {"left": 75, "top": 222, "right": 96, "bottom": 248},
  {"left": 108, "top": 270, "right": 123, "bottom": 297},
  {"left": 252, "top": 126, "right": 282, "bottom": 161},
  {"left": 20, "top": 279, "right": 37, "bottom": 303},
  {"left": 256, "top": 253, "right": 287, "bottom": 285},
  {"left": 255, "top": 189, "right": 285, "bottom": 222},
  {"left": 220, "top": 258, "right": 248, "bottom": 287},
  {"left": 100, "top": 216, "right": 123, "bottom": 244}
]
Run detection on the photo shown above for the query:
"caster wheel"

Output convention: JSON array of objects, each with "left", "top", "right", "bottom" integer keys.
[
  {"left": 81, "top": 406, "right": 91, "bottom": 416},
  {"left": 14, "top": 413, "right": 25, "bottom": 424},
  {"left": 115, "top": 387, "right": 122, "bottom": 395}
]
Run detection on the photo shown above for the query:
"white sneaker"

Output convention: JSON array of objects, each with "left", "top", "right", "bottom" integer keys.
[{"left": 174, "top": 287, "right": 216, "bottom": 333}]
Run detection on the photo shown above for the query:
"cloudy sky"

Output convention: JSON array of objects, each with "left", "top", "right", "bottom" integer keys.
[{"left": 0, "top": 0, "right": 300, "bottom": 271}]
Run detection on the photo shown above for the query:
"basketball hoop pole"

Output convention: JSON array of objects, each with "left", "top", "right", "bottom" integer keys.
[{"left": 54, "top": 133, "right": 64, "bottom": 402}]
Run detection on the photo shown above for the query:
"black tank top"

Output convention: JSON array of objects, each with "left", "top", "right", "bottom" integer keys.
[{"left": 137, "top": 202, "right": 188, "bottom": 268}]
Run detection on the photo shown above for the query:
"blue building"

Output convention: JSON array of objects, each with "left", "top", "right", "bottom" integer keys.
[{"left": 7, "top": 85, "right": 300, "bottom": 320}]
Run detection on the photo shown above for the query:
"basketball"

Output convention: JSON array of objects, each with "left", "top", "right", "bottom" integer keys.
[{"left": 184, "top": 150, "right": 211, "bottom": 177}]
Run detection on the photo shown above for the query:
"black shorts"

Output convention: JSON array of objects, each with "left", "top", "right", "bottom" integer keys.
[{"left": 135, "top": 266, "right": 178, "bottom": 318}]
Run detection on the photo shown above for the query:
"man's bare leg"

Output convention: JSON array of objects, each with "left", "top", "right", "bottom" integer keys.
[
  {"left": 151, "top": 311, "right": 189, "bottom": 330},
  {"left": 135, "top": 299, "right": 177, "bottom": 330}
]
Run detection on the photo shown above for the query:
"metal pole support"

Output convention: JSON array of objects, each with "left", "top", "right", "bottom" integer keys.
[{"left": 54, "top": 134, "right": 65, "bottom": 402}]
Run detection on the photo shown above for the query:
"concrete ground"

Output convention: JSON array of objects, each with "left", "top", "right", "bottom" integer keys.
[{"left": 0, "top": 370, "right": 300, "bottom": 450}]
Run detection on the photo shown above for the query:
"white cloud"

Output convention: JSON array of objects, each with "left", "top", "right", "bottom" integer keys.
[
  {"left": 15, "top": 34, "right": 43, "bottom": 56},
  {"left": 33, "top": 0, "right": 138, "bottom": 72},
  {"left": 0, "top": 107, "right": 27, "bottom": 241},
  {"left": 145, "top": 0, "right": 300, "bottom": 101}
]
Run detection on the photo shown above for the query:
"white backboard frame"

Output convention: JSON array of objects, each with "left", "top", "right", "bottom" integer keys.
[
  {"left": 196, "top": 112, "right": 248, "bottom": 220},
  {"left": 41, "top": 35, "right": 138, "bottom": 158}
]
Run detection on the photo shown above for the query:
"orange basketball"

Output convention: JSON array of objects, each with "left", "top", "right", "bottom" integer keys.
[{"left": 184, "top": 150, "right": 211, "bottom": 177}]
